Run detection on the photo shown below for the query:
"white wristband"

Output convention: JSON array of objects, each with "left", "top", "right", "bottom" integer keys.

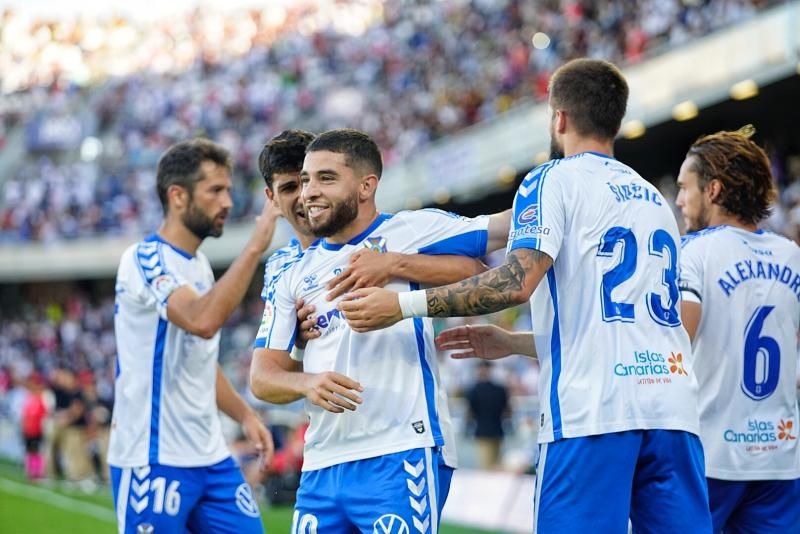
[
  {"left": 398, "top": 290, "right": 429, "bottom": 319},
  {"left": 290, "top": 345, "right": 305, "bottom": 362}
]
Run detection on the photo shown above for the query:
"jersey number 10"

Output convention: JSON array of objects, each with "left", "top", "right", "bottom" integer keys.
[{"left": 596, "top": 227, "right": 680, "bottom": 327}]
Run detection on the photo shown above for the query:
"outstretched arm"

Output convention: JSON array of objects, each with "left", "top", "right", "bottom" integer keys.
[
  {"left": 486, "top": 209, "right": 512, "bottom": 252},
  {"left": 167, "top": 202, "right": 281, "bottom": 338},
  {"left": 436, "top": 325, "right": 537, "bottom": 359},
  {"left": 339, "top": 248, "right": 553, "bottom": 332},
  {"left": 326, "top": 249, "right": 487, "bottom": 301}
]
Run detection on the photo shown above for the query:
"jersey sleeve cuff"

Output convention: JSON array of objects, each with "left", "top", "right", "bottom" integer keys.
[
  {"left": 508, "top": 239, "right": 558, "bottom": 262},
  {"left": 680, "top": 288, "right": 702, "bottom": 304}
]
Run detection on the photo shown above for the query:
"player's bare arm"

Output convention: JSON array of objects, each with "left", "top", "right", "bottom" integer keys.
[
  {"left": 680, "top": 301, "right": 702, "bottom": 341},
  {"left": 215, "top": 365, "right": 274, "bottom": 470},
  {"left": 167, "top": 201, "right": 281, "bottom": 338},
  {"left": 486, "top": 209, "right": 512, "bottom": 252},
  {"left": 339, "top": 248, "right": 552, "bottom": 332},
  {"left": 436, "top": 324, "right": 537, "bottom": 360},
  {"left": 326, "top": 249, "right": 487, "bottom": 301},
  {"left": 250, "top": 348, "right": 363, "bottom": 414}
]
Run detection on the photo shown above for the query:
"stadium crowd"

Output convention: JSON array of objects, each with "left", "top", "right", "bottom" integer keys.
[{"left": 0, "top": 0, "right": 780, "bottom": 243}]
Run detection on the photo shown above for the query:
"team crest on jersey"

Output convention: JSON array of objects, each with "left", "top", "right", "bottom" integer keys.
[
  {"left": 412, "top": 420, "right": 425, "bottom": 434},
  {"left": 152, "top": 274, "right": 179, "bottom": 301},
  {"left": 517, "top": 205, "right": 539, "bottom": 225},
  {"left": 363, "top": 236, "right": 387, "bottom": 253},
  {"left": 136, "top": 524, "right": 154, "bottom": 534}
]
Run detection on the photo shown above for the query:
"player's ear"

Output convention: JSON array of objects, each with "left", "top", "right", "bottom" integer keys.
[
  {"left": 555, "top": 109, "right": 567, "bottom": 134},
  {"left": 265, "top": 187, "right": 275, "bottom": 202},
  {"left": 167, "top": 184, "right": 189, "bottom": 212},
  {"left": 706, "top": 178, "right": 723, "bottom": 203},
  {"left": 359, "top": 174, "right": 379, "bottom": 201}
]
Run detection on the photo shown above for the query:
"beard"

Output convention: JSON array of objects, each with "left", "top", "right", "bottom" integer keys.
[
  {"left": 549, "top": 135, "right": 564, "bottom": 160},
  {"left": 309, "top": 194, "right": 359, "bottom": 238},
  {"left": 685, "top": 206, "right": 711, "bottom": 233},
  {"left": 182, "top": 201, "right": 225, "bottom": 239}
]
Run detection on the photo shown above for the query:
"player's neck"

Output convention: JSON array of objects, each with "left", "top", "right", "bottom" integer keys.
[
  {"left": 325, "top": 207, "right": 380, "bottom": 244},
  {"left": 298, "top": 235, "right": 316, "bottom": 250},
  {"left": 707, "top": 210, "right": 758, "bottom": 233},
  {"left": 157, "top": 218, "right": 202, "bottom": 255},
  {"left": 563, "top": 136, "right": 614, "bottom": 159}
]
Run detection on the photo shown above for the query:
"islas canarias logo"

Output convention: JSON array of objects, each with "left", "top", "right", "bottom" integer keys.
[
  {"left": 724, "top": 418, "right": 796, "bottom": 445},
  {"left": 778, "top": 419, "right": 796, "bottom": 441},
  {"left": 614, "top": 350, "right": 687, "bottom": 380}
]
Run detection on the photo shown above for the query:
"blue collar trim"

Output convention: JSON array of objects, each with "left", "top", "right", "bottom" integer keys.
[
  {"left": 145, "top": 234, "right": 194, "bottom": 260},
  {"left": 320, "top": 213, "right": 392, "bottom": 251}
]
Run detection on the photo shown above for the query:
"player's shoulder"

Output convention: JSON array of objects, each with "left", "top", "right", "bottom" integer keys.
[
  {"left": 395, "top": 208, "right": 472, "bottom": 223},
  {"left": 757, "top": 229, "right": 800, "bottom": 258},
  {"left": 679, "top": 225, "right": 730, "bottom": 250},
  {"left": 514, "top": 159, "right": 566, "bottom": 198},
  {"left": 266, "top": 239, "right": 303, "bottom": 268}
]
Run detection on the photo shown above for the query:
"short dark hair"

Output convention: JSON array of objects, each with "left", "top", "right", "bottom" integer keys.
[
  {"left": 687, "top": 126, "right": 776, "bottom": 225},
  {"left": 258, "top": 129, "right": 316, "bottom": 189},
  {"left": 306, "top": 128, "right": 383, "bottom": 178},
  {"left": 156, "top": 138, "right": 232, "bottom": 212},
  {"left": 549, "top": 59, "right": 629, "bottom": 140}
]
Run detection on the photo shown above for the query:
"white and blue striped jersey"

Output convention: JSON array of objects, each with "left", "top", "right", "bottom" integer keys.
[
  {"left": 679, "top": 226, "right": 800, "bottom": 480},
  {"left": 108, "top": 234, "right": 229, "bottom": 468},
  {"left": 257, "top": 210, "right": 489, "bottom": 471},
  {"left": 508, "top": 153, "right": 700, "bottom": 443},
  {"left": 255, "top": 238, "right": 305, "bottom": 344}
]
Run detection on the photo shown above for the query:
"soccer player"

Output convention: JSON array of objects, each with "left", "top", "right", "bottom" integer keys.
[
  {"left": 255, "top": 129, "right": 487, "bottom": 509},
  {"left": 339, "top": 59, "right": 713, "bottom": 533},
  {"left": 109, "top": 139, "right": 278, "bottom": 534},
  {"left": 676, "top": 128, "right": 800, "bottom": 533},
  {"left": 250, "top": 128, "right": 510, "bottom": 533}
]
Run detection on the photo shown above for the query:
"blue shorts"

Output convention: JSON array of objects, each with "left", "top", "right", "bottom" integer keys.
[
  {"left": 293, "top": 447, "right": 449, "bottom": 533},
  {"left": 110, "top": 456, "right": 263, "bottom": 534},
  {"left": 534, "top": 429, "right": 712, "bottom": 534},
  {"left": 707, "top": 478, "right": 800, "bottom": 533}
]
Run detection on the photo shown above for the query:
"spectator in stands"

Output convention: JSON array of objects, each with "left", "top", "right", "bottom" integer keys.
[
  {"left": 465, "top": 361, "right": 510, "bottom": 471},
  {"left": 20, "top": 371, "right": 48, "bottom": 480},
  {"left": 0, "top": 0, "right": 780, "bottom": 243}
]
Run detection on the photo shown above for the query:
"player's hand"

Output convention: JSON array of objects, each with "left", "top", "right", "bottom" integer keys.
[
  {"left": 250, "top": 199, "right": 283, "bottom": 252},
  {"left": 295, "top": 298, "right": 319, "bottom": 348},
  {"left": 241, "top": 412, "right": 275, "bottom": 473},
  {"left": 436, "top": 324, "right": 514, "bottom": 360},
  {"left": 302, "top": 372, "right": 363, "bottom": 413},
  {"left": 338, "top": 287, "right": 402, "bottom": 333},
  {"left": 326, "top": 250, "right": 397, "bottom": 301}
]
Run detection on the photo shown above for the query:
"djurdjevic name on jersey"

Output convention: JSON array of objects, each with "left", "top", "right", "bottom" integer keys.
[
  {"left": 109, "top": 235, "right": 229, "bottom": 468},
  {"left": 508, "top": 153, "right": 700, "bottom": 443},
  {"left": 257, "top": 210, "right": 489, "bottom": 471},
  {"left": 680, "top": 226, "right": 800, "bottom": 480}
]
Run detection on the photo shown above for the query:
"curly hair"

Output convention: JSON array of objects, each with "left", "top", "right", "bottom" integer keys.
[{"left": 686, "top": 126, "right": 777, "bottom": 225}]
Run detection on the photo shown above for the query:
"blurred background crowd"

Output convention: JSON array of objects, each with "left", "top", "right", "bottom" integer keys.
[
  {"left": 0, "top": 0, "right": 785, "bottom": 243},
  {"left": 1, "top": 0, "right": 798, "bottom": 507}
]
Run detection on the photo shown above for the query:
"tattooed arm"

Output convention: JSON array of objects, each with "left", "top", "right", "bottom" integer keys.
[{"left": 339, "top": 248, "right": 553, "bottom": 332}]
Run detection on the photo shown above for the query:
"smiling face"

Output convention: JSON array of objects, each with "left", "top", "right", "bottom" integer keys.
[
  {"left": 675, "top": 156, "right": 712, "bottom": 233},
  {"left": 268, "top": 171, "right": 313, "bottom": 238},
  {"left": 300, "top": 150, "right": 360, "bottom": 238},
  {"left": 179, "top": 160, "right": 232, "bottom": 239}
]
